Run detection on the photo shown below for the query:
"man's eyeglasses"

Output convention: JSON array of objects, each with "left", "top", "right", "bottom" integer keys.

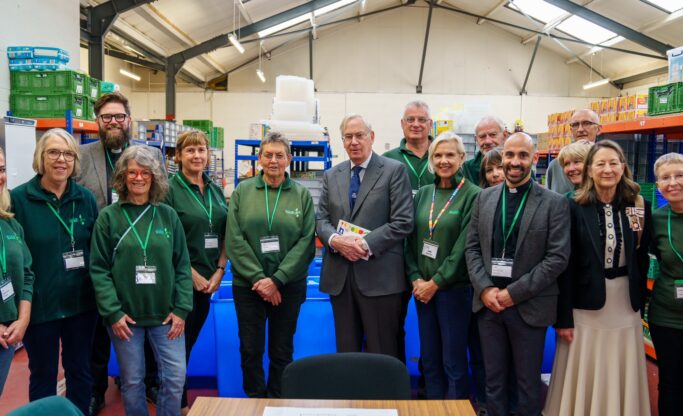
[
  {"left": 569, "top": 121, "right": 598, "bottom": 129},
  {"left": 45, "top": 149, "right": 77, "bottom": 162},
  {"left": 342, "top": 132, "right": 369, "bottom": 142},
  {"left": 403, "top": 117, "right": 430, "bottom": 124},
  {"left": 99, "top": 113, "right": 128, "bottom": 123}
]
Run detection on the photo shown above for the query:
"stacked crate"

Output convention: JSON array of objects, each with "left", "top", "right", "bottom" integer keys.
[
  {"left": 648, "top": 82, "right": 683, "bottom": 116},
  {"left": 182, "top": 119, "right": 213, "bottom": 136},
  {"left": 212, "top": 127, "right": 224, "bottom": 149}
]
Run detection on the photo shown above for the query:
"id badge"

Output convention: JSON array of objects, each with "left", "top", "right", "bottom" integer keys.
[
  {"left": 204, "top": 233, "right": 219, "bottom": 249},
  {"left": 0, "top": 278, "right": 14, "bottom": 302},
  {"left": 63, "top": 250, "right": 85, "bottom": 270},
  {"left": 492, "top": 258, "right": 514, "bottom": 278},
  {"left": 675, "top": 280, "right": 683, "bottom": 300},
  {"left": 135, "top": 265, "right": 157, "bottom": 285},
  {"left": 260, "top": 236, "right": 280, "bottom": 254},
  {"left": 412, "top": 189, "right": 418, "bottom": 198},
  {"left": 421, "top": 239, "right": 439, "bottom": 259},
  {"left": 111, "top": 189, "right": 119, "bottom": 204}
]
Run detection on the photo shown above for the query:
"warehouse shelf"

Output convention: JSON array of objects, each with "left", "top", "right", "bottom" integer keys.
[
  {"left": 7, "top": 110, "right": 98, "bottom": 134},
  {"left": 601, "top": 114, "right": 683, "bottom": 135}
]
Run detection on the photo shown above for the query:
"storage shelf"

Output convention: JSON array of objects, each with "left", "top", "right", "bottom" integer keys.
[
  {"left": 601, "top": 114, "right": 683, "bottom": 134},
  {"left": 35, "top": 117, "right": 98, "bottom": 133}
]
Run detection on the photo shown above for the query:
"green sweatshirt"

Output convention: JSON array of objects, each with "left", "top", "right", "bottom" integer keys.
[
  {"left": 461, "top": 151, "right": 484, "bottom": 186},
  {"left": 11, "top": 175, "right": 98, "bottom": 324},
  {"left": 226, "top": 173, "right": 315, "bottom": 288},
  {"left": 90, "top": 201, "right": 193, "bottom": 326},
  {"left": 383, "top": 138, "right": 435, "bottom": 190},
  {"left": 0, "top": 218, "right": 34, "bottom": 324},
  {"left": 165, "top": 172, "right": 228, "bottom": 279},
  {"left": 405, "top": 172, "right": 481, "bottom": 288},
  {"left": 649, "top": 205, "right": 683, "bottom": 329}
]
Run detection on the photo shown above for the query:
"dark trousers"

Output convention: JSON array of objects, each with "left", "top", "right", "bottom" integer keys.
[
  {"left": 649, "top": 323, "right": 683, "bottom": 416},
  {"left": 181, "top": 290, "right": 211, "bottom": 407},
  {"left": 91, "top": 315, "right": 159, "bottom": 399},
  {"left": 233, "top": 279, "right": 306, "bottom": 398},
  {"left": 23, "top": 311, "right": 98, "bottom": 415},
  {"left": 397, "top": 290, "right": 411, "bottom": 364},
  {"left": 478, "top": 307, "right": 546, "bottom": 416},
  {"left": 330, "top": 269, "right": 404, "bottom": 360}
]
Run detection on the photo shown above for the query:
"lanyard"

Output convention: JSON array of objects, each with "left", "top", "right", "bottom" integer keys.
[
  {"left": 0, "top": 224, "right": 6, "bottom": 278},
  {"left": 122, "top": 205, "right": 156, "bottom": 265},
  {"left": 501, "top": 184, "right": 532, "bottom": 256},
  {"left": 668, "top": 207, "right": 683, "bottom": 265},
  {"left": 176, "top": 174, "right": 214, "bottom": 231},
  {"left": 105, "top": 144, "right": 127, "bottom": 172},
  {"left": 428, "top": 178, "right": 465, "bottom": 240},
  {"left": 264, "top": 182, "right": 283, "bottom": 233},
  {"left": 402, "top": 153, "right": 429, "bottom": 187},
  {"left": 47, "top": 201, "right": 77, "bottom": 251}
]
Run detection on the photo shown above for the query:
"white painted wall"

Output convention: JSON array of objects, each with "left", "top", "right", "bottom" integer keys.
[{"left": 0, "top": 0, "right": 81, "bottom": 116}]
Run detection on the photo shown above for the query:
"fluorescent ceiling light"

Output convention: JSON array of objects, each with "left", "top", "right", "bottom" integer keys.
[
  {"left": 119, "top": 69, "right": 141, "bottom": 81},
  {"left": 124, "top": 45, "right": 144, "bottom": 56},
  {"left": 258, "top": 0, "right": 358, "bottom": 38},
  {"left": 228, "top": 33, "right": 245, "bottom": 54},
  {"left": 509, "top": 0, "right": 567, "bottom": 23},
  {"left": 557, "top": 15, "right": 617, "bottom": 45},
  {"left": 583, "top": 78, "right": 610, "bottom": 90},
  {"left": 256, "top": 68, "right": 266, "bottom": 83},
  {"left": 643, "top": 0, "right": 683, "bottom": 13}
]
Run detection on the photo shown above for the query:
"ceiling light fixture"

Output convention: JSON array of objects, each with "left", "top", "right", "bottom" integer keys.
[
  {"left": 228, "top": 33, "right": 245, "bottom": 54},
  {"left": 256, "top": 41, "right": 266, "bottom": 83},
  {"left": 119, "top": 69, "right": 141, "bottom": 81},
  {"left": 583, "top": 78, "right": 610, "bottom": 90},
  {"left": 230, "top": 0, "right": 245, "bottom": 54},
  {"left": 258, "top": 0, "right": 358, "bottom": 38}
]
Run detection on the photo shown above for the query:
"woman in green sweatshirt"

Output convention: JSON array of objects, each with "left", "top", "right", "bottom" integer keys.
[
  {"left": 226, "top": 132, "right": 315, "bottom": 398},
  {"left": 0, "top": 147, "right": 34, "bottom": 398},
  {"left": 90, "top": 146, "right": 192, "bottom": 416},
  {"left": 649, "top": 152, "right": 683, "bottom": 416},
  {"left": 11, "top": 129, "right": 98, "bottom": 414},
  {"left": 404, "top": 132, "right": 480, "bottom": 399}
]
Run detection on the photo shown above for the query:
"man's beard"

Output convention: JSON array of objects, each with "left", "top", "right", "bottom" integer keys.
[{"left": 100, "top": 126, "right": 130, "bottom": 150}]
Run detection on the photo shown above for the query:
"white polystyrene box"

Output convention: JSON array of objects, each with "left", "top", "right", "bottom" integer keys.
[
  {"left": 275, "top": 75, "right": 315, "bottom": 103},
  {"left": 271, "top": 101, "right": 310, "bottom": 122}
]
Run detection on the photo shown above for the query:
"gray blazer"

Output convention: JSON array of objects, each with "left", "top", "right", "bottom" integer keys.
[
  {"left": 465, "top": 182, "right": 570, "bottom": 327},
  {"left": 76, "top": 141, "right": 164, "bottom": 209},
  {"left": 316, "top": 152, "right": 414, "bottom": 297}
]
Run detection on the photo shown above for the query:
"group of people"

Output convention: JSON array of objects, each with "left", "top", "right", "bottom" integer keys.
[{"left": 0, "top": 92, "right": 681, "bottom": 416}]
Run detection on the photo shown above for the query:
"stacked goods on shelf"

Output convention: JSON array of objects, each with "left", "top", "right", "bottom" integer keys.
[
  {"left": 7, "top": 46, "right": 69, "bottom": 71},
  {"left": 647, "top": 82, "right": 683, "bottom": 116},
  {"left": 590, "top": 94, "right": 648, "bottom": 124},
  {"left": 546, "top": 111, "right": 573, "bottom": 153},
  {"left": 182, "top": 119, "right": 213, "bottom": 135},
  {"left": 536, "top": 132, "right": 549, "bottom": 153},
  {"left": 137, "top": 120, "right": 194, "bottom": 145},
  {"left": 212, "top": 127, "right": 225, "bottom": 149}
]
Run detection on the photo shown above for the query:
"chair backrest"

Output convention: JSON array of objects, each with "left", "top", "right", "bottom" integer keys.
[
  {"left": 7, "top": 396, "right": 84, "bottom": 416},
  {"left": 281, "top": 352, "right": 411, "bottom": 400}
]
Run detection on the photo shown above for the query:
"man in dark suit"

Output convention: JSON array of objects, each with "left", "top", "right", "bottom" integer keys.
[
  {"left": 316, "top": 114, "right": 413, "bottom": 360},
  {"left": 76, "top": 92, "right": 163, "bottom": 415},
  {"left": 465, "top": 133, "right": 570, "bottom": 416}
]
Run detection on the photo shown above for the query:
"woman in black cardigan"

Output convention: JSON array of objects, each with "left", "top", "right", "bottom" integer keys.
[{"left": 544, "top": 140, "right": 652, "bottom": 416}]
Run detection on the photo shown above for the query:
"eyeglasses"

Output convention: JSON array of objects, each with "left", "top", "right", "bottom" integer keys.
[
  {"left": 261, "top": 152, "right": 287, "bottom": 161},
  {"left": 403, "top": 117, "right": 430, "bottom": 124},
  {"left": 98, "top": 113, "right": 128, "bottom": 123},
  {"left": 45, "top": 149, "right": 77, "bottom": 162},
  {"left": 342, "top": 132, "right": 369, "bottom": 142},
  {"left": 126, "top": 170, "right": 153, "bottom": 180},
  {"left": 569, "top": 121, "right": 598, "bottom": 129},
  {"left": 657, "top": 173, "right": 683, "bottom": 184}
]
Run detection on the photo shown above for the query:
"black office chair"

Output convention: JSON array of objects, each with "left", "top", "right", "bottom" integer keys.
[{"left": 281, "top": 352, "right": 411, "bottom": 400}]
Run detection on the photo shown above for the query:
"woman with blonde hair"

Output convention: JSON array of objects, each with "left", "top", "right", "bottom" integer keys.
[
  {"left": 556, "top": 140, "right": 593, "bottom": 195},
  {"left": 11, "top": 129, "right": 99, "bottom": 414}
]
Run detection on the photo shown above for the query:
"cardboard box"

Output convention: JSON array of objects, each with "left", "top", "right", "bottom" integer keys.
[
  {"left": 591, "top": 101, "right": 600, "bottom": 113},
  {"left": 628, "top": 95, "right": 637, "bottom": 110},
  {"left": 618, "top": 97, "right": 628, "bottom": 113},
  {"left": 609, "top": 98, "right": 618, "bottom": 113},
  {"left": 600, "top": 100, "right": 610, "bottom": 115},
  {"left": 637, "top": 94, "right": 648, "bottom": 110}
]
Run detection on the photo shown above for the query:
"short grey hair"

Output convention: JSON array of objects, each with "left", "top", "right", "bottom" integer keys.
[
  {"left": 113, "top": 146, "right": 168, "bottom": 204},
  {"left": 404, "top": 101, "right": 430, "bottom": 118},
  {"left": 474, "top": 116, "right": 505, "bottom": 135},
  {"left": 33, "top": 128, "right": 81, "bottom": 177},
  {"left": 427, "top": 131, "right": 466, "bottom": 174},
  {"left": 654, "top": 152, "right": 683, "bottom": 179},
  {"left": 259, "top": 131, "right": 291, "bottom": 156},
  {"left": 339, "top": 114, "right": 372, "bottom": 135}
]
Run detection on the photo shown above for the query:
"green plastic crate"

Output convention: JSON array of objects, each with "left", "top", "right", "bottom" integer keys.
[
  {"left": 10, "top": 93, "right": 88, "bottom": 119},
  {"left": 10, "top": 70, "right": 87, "bottom": 96},
  {"left": 648, "top": 82, "right": 683, "bottom": 116},
  {"left": 87, "top": 77, "right": 101, "bottom": 100},
  {"left": 85, "top": 98, "right": 96, "bottom": 121},
  {"left": 183, "top": 119, "right": 213, "bottom": 135},
  {"left": 100, "top": 81, "right": 117, "bottom": 94}
]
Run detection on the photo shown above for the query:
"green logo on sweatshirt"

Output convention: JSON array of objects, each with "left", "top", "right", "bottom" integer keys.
[
  {"left": 449, "top": 210, "right": 461, "bottom": 215},
  {"left": 70, "top": 214, "right": 86, "bottom": 226},
  {"left": 155, "top": 227, "right": 171, "bottom": 239},
  {"left": 285, "top": 208, "right": 301, "bottom": 218}
]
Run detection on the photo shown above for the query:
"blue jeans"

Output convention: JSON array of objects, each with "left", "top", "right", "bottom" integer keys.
[
  {"left": 108, "top": 325, "right": 186, "bottom": 416},
  {"left": 0, "top": 342, "right": 16, "bottom": 397},
  {"left": 415, "top": 286, "right": 472, "bottom": 399}
]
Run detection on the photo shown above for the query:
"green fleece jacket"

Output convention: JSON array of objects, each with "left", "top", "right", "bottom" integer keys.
[
  {"left": 649, "top": 205, "right": 683, "bottom": 329},
  {"left": 0, "top": 218, "right": 34, "bottom": 324},
  {"left": 383, "top": 137, "right": 435, "bottom": 190},
  {"left": 461, "top": 151, "right": 484, "bottom": 186},
  {"left": 90, "top": 201, "right": 193, "bottom": 326},
  {"left": 226, "top": 173, "right": 315, "bottom": 288},
  {"left": 11, "top": 176, "right": 98, "bottom": 324},
  {"left": 405, "top": 173, "right": 480, "bottom": 288},
  {"left": 165, "top": 172, "right": 228, "bottom": 279}
]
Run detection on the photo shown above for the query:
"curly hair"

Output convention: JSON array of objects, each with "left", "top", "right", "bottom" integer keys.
[{"left": 112, "top": 146, "right": 168, "bottom": 204}]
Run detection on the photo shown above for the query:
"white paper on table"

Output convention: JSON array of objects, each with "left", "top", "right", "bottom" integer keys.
[{"left": 263, "top": 407, "right": 398, "bottom": 416}]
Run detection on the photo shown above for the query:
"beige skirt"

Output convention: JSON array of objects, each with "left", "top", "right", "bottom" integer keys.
[{"left": 543, "top": 277, "right": 651, "bottom": 416}]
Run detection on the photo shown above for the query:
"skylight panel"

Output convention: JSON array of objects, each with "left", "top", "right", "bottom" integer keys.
[
  {"left": 556, "top": 15, "right": 617, "bottom": 45},
  {"left": 509, "top": 0, "right": 567, "bottom": 23},
  {"left": 643, "top": 0, "right": 683, "bottom": 13}
]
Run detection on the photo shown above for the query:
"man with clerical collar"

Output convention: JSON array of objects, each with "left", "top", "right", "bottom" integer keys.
[
  {"left": 465, "top": 133, "right": 570, "bottom": 416},
  {"left": 462, "top": 116, "right": 508, "bottom": 185}
]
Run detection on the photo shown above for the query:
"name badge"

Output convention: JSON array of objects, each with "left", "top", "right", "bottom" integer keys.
[
  {"left": 135, "top": 265, "right": 157, "bottom": 285},
  {"left": 412, "top": 189, "right": 418, "bottom": 198},
  {"left": 0, "top": 278, "right": 14, "bottom": 302},
  {"left": 675, "top": 280, "right": 683, "bottom": 300},
  {"left": 204, "top": 233, "right": 219, "bottom": 249},
  {"left": 492, "top": 258, "right": 514, "bottom": 278},
  {"left": 421, "top": 239, "right": 439, "bottom": 259},
  {"left": 63, "top": 250, "right": 85, "bottom": 270},
  {"left": 260, "top": 236, "right": 280, "bottom": 254},
  {"left": 625, "top": 206, "right": 645, "bottom": 231},
  {"left": 111, "top": 189, "right": 119, "bottom": 204}
]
